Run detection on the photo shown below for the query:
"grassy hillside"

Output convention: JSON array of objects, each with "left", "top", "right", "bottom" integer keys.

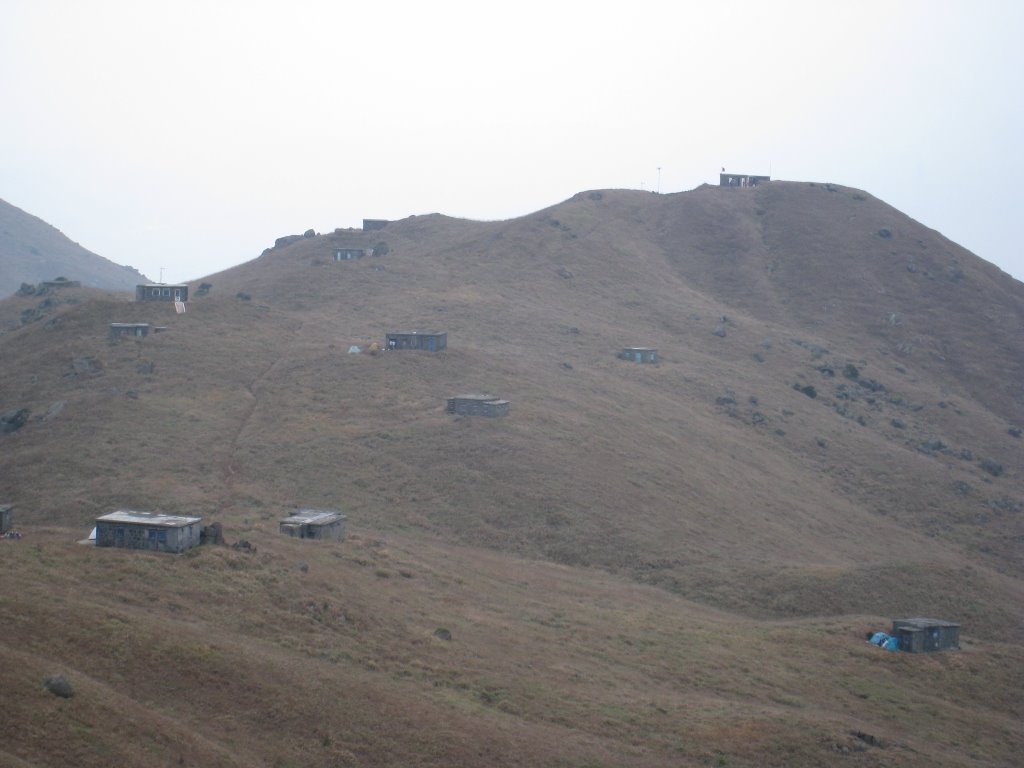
[
  {"left": 0, "top": 197, "right": 149, "bottom": 296},
  {"left": 0, "top": 181, "right": 1022, "bottom": 766}
]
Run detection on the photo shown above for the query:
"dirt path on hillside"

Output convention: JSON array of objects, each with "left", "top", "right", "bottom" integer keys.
[{"left": 219, "top": 320, "right": 305, "bottom": 502}]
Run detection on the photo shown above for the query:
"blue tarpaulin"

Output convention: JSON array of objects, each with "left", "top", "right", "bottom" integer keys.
[{"left": 868, "top": 632, "right": 899, "bottom": 651}]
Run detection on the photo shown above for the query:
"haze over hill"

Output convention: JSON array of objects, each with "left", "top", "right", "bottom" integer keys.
[
  {"left": 1, "top": 181, "right": 1022, "bottom": 767},
  {"left": 0, "top": 197, "right": 149, "bottom": 296}
]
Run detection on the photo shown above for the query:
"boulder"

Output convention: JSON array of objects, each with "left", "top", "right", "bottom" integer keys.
[
  {"left": 72, "top": 357, "right": 103, "bottom": 376},
  {"left": 43, "top": 674, "right": 73, "bottom": 698},
  {"left": 38, "top": 401, "right": 66, "bottom": 422},
  {"left": 1, "top": 408, "right": 31, "bottom": 434},
  {"left": 200, "top": 522, "right": 224, "bottom": 546}
]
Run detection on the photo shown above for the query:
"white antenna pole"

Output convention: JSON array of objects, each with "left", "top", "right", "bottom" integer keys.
[
  {"left": 657, "top": 167, "right": 662, "bottom": 194},
  {"left": 159, "top": 267, "right": 166, "bottom": 284}
]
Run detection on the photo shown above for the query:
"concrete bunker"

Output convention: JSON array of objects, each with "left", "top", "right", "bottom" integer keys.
[
  {"left": 446, "top": 394, "right": 510, "bottom": 417},
  {"left": 334, "top": 247, "right": 372, "bottom": 261},
  {"left": 95, "top": 510, "right": 202, "bottom": 553},
  {"left": 109, "top": 323, "right": 150, "bottom": 339},
  {"left": 280, "top": 509, "right": 346, "bottom": 541},
  {"left": 720, "top": 173, "right": 770, "bottom": 188},
  {"left": 136, "top": 284, "right": 189, "bottom": 302},
  {"left": 620, "top": 347, "right": 658, "bottom": 364},
  {"left": 386, "top": 331, "right": 447, "bottom": 351},
  {"left": 891, "top": 618, "right": 960, "bottom": 653}
]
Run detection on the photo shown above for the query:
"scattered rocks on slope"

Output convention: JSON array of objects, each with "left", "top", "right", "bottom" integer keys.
[
  {"left": 1, "top": 408, "right": 31, "bottom": 434},
  {"left": 43, "top": 674, "right": 73, "bottom": 698},
  {"left": 793, "top": 384, "right": 817, "bottom": 399},
  {"left": 980, "top": 458, "right": 1004, "bottom": 477},
  {"left": 71, "top": 357, "right": 103, "bottom": 377},
  {"left": 200, "top": 522, "right": 225, "bottom": 546},
  {"left": 37, "top": 401, "right": 66, "bottom": 422}
]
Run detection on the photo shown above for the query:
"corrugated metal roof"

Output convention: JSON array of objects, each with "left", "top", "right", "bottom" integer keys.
[
  {"left": 287, "top": 509, "right": 345, "bottom": 526},
  {"left": 893, "top": 617, "right": 960, "bottom": 629},
  {"left": 97, "top": 510, "right": 201, "bottom": 527}
]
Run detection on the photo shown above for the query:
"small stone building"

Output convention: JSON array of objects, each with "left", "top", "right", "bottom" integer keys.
[
  {"left": 386, "top": 331, "right": 447, "bottom": 351},
  {"left": 447, "top": 394, "right": 510, "bottom": 417},
  {"left": 720, "top": 173, "right": 770, "bottom": 188},
  {"left": 95, "top": 510, "right": 202, "bottom": 553},
  {"left": 42, "top": 277, "right": 81, "bottom": 289},
  {"left": 362, "top": 219, "right": 389, "bottom": 231},
  {"left": 109, "top": 323, "right": 150, "bottom": 339},
  {"left": 891, "top": 618, "right": 960, "bottom": 653},
  {"left": 621, "top": 347, "right": 658, "bottom": 363},
  {"left": 0, "top": 504, "right": 12, "bottom": 533},
  {"left": 136, "top": 284, "right": 189, "bottom": 302},
  {"left": 334, "top": 247, "right": 372, "bottom": 261},
  {"left": 280, "top": 509, "right": 346, "bottom": 540}
]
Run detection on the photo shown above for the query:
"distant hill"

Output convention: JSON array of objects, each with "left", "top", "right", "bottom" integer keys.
[
  {"left": 1, "top": 182, "right": 1022, "bottom": 768},
  {"left": 0, "top": 197, "right": 149, "bottom": 295}
]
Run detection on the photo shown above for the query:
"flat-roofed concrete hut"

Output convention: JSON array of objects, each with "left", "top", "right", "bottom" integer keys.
[
  {"left": 109, "top": 322, "right": 150, "bottom": 338},
  {"left": 95, "top": 510, "right": 202, "bottom": 553},
  {"left": 891, "top": 618, "right": 960, "bottom": 653},
  {"left": 42, "top": 277, "right": 81, "bottom": 289},
  {"left": 446, "top": 394, "right": 510, "bottom": 417},
  {"left": 334, "top": 247, "right": 372, "bottom": 261},
  {"left": 0, "top": 504, "right": 12, "bottom": 533},
  {"left": 280, "top": 509, "right": 346, "bottom": 541},
  {"left": 386, "top": 331, "right": 447, "bottom": 351},
  {"left": 136, "top": 284, "right": 188, "bottom": 302},
  {"left": 720, "top": 173, "right": 770, "bottom": 188},
  {"left": 621, "top": 347, "right": 657, "bottom": 363}
]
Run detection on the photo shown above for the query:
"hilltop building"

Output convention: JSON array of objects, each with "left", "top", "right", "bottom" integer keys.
[
  {"left": 386, "top": 331, "right": 447, "bottom": 351},
  {"left": 279, "top": 509, "right": 346, "bottom": 540},
  {"left": 446, "top": 394, "right": 510, "bottom": 417},
  {"left": 0, "top": 504, "right": 12, "bottom": 533},
  {"left": 109, "top": 323, "right": 150, "bottom": 339},
  {"left": 891, "top": 618, "right": 960, "bottom": 653},
  {"left": 95, "top": 510, "right": 202, "bottom": 553},
  {"left": 621, "top": 347, "right": 658, "bottom": 364},
  {"left": 720, "top": 173, "right": 770, "bottom": 188},
  {"left": 362, "top": 219, "right": 388, "bottom": 231},
  {"left": 136, "top": 284, "right": 188, "bottom": 302}
]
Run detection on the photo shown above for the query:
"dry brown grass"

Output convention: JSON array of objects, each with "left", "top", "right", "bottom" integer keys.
[{"left": 1, "top": 182, "right": 1022, "bottom": 766}]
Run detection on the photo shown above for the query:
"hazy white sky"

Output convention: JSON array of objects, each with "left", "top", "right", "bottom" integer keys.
[{"left": 2, "top": 1, "right": 1022, "bottom": 283}]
